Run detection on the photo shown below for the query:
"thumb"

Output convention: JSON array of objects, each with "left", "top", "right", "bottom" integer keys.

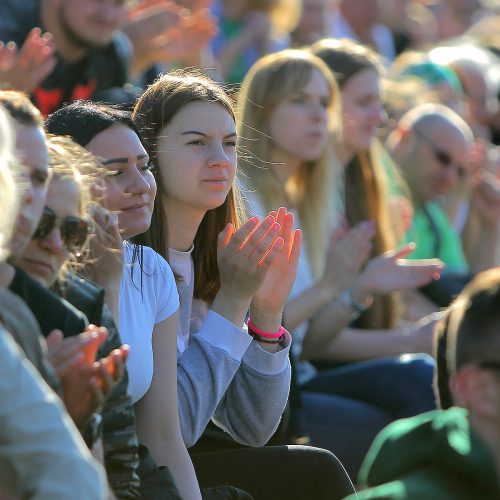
[{"left": 46, "top": 329, "right": 64, "bottom": 346}]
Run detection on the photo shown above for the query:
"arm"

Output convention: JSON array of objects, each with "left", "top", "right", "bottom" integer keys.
[
  {"left": 303, "top": 312, "right": 440, "bottom": 363},
  {"left": 302, "top": 245, "right": 443, "bottom": 360},
  {"left": 134, "top": 312, "right": 201, "bottom": 500},
  {"left": 462, "top": 173, "right": 500, "bottom": 273}
]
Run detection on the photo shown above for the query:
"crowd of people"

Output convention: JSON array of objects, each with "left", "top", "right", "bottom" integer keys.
[{"left": 0, "top": 0, "right": 499, "bottom": 498}]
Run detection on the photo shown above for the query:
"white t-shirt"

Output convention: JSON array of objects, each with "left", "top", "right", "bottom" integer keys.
[{"left": 119, "top": 243, "right": 179, "bottom": 403}]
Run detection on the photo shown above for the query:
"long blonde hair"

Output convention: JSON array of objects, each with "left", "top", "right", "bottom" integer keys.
[{"left": 237, "top": 49, "right": 340, "bottom": 279}]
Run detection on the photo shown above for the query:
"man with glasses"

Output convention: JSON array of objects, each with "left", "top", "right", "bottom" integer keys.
[
  {"left": 348, "top": 268, "right": 500, "bottom": 499},
  {"left": 387, "top": 103, "right": 474, "bottom": 306}
]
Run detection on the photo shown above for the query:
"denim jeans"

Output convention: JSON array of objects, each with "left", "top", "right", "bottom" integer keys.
[{"left": 300, "top": 354, "right": 436, "bottom": 478}]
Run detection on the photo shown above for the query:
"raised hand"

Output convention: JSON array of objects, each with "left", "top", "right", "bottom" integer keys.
[
  {"left": 124, "top": 0, "right": 217, "bottom": 75},
  {"left": 217, "top": 214, "right": 283, "bottom": 300},
  {"left": 46, "top": 326, "right": 109, "bottom": 429},
  {"left": 471, "top": 171, "right": 500, "bottom": 226},
  {"left": 321, "top": 220, "right": 375, "bottom": 294},
  {"left": 0, "top": 28, "right": 56, "bottom": 93},
  {"left": 84, "top": 206, "right": 123, "bottom": 287},
  {"left": 250, "top": 207, "right": 301, "bottom": 330},
  {"left": 351, "top": 243, "right": 444, "bottom": 298},
  {"left": 82, "top": 206, "right": 123, "bottom": 324}
]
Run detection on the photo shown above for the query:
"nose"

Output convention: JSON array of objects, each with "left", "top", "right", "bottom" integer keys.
[
  {"left": 311, "top": 101, "right": 327, "bottom": 122},
  {"left": 127, "top": 166, "right": 151, "bottom": 196},
  {"left": 41, "top": 227, "right": 65, "bottom": 253},
  {"left": 370, "top": 103, "right": 386, "bottom": 126},
  {"left": 21, "top": 179, "right": 35, "bottom": 206},
  {"left": 207, "top": 142, "right": 232, "bottom": 169}
]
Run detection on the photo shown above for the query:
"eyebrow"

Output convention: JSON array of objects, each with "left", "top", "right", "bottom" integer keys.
[
  {"left": 181, "top": 131, "right": 237, "bottom": 138},
  {"left": 101, "top": 154, "right": 149, "bottom": 165}
]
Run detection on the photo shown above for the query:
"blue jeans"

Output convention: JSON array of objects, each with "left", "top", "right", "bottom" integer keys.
[{"left": 300, "top": 354, "right": 436, "bottom": 478}]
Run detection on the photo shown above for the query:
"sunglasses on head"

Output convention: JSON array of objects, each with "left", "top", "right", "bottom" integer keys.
[
  {"left": 33, "top": 206, "right": 91, "bottom": 252},
  {"left": 413, "top": 127, "right": 467, "bottom": 180}
]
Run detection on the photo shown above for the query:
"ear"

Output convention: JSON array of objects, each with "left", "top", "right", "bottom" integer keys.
[
  {"left": 451, "top": 365, "right": 499, "bottom": 419},
  {"left": 449, "top": 370, "right": 468, "bottom": 407}
]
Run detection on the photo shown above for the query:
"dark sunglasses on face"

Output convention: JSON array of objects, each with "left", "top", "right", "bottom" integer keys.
[
  {"left": 413, "top": 127, "right": 467, "bottom": 180},
  {"left": 33, "top": 206, "right": 91, "bottom": 252}
]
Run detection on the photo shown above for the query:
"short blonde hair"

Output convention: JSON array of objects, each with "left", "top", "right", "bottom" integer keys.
[{"left": 0, "top": 105, "right": 18, "bottom": 261}]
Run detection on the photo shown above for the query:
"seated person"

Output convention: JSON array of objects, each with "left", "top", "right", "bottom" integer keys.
[
  {"left": 0, "top": 101, "right": 107, "bottom": 499},
  {"left": 387, "top": 103, "right": 474, "bottom": 305},
  {"left": 350, "top": 268, "right": 500, "bottom": 499}
]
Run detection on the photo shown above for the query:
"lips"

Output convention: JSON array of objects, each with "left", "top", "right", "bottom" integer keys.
[
  {"left": 121, "top": 202, "right": 148, "bottom": 211},
  {"left": 21, "top": 257, "right": 53, "bottom": 275}
]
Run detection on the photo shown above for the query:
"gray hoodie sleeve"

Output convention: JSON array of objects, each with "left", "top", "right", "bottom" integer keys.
[{"left": 177, "top": 310, "right": 291, "bottom": 448}]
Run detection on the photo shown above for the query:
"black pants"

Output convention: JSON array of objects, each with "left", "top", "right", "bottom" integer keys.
[{"left": 191, "top": 445, "right": 355, "bottom": 500}]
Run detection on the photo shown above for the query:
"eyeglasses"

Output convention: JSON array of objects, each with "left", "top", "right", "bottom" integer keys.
[
  {"left": 413, "top": 127, "right": 467, "bottom": 180},
  {"left": 33, "top": 206, "right": 91, "bottom": 252}
]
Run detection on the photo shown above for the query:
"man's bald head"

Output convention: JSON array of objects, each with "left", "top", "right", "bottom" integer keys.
[{"left": 388, "top": 103, "right": 473, "bottom": 204}]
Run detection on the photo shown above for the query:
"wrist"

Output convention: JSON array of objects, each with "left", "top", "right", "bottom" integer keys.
[
  {"left": 350, "top": 279, "right": 373, "bottom": 305},
  {"left": 317, "top": 279, "right": 339, "bottom": 304},
  {"left": 212, "top": 289, "right": 251, "bottom": 328},
  {"left": 249, "top": 304, "right": 282, "bottom": 333}
]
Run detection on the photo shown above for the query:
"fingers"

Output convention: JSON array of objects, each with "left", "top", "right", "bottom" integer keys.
[
  {"left": 289, "top": 229, "right": 302, "bottom": 265},
  {"left": 386, "top": 242, "right": 416, "bottom": 260},
  {"left": 242, "top": 216, "right": 280, "bottom": 264},
  {"left": 257, "top": 236, "right": 284, "bottom": 271},
  {"left": 46, "top": 329, "right": 64, "bottom": 346}
]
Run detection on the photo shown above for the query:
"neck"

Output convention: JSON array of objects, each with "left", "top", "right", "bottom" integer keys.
[
  {"left": 269, "top": 147, "right": 302, "bottom": 189},
  {"left": 164, "top": 199, "right": 205, "bottom": 252},
  {"left": 335, "top": 141, "right": 355, "bottom": 168},
  {"left": 470, "top": 413, "right": 500, "bottom": 485},
  {"left": 41, "top": 0, "right": 88, "bottom": 63}
]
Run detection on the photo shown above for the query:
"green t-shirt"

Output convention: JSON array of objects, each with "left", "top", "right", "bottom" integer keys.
[
  {"left": 349, "top": 407, "right": 499, "bottom": 499},
  {"left": 405, "top": 201, "right": 469, "bottom": 274}
]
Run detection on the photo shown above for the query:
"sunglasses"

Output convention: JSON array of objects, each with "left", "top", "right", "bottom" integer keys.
[
  {"left": 413, "top": 127, "right": 467, "bottom": 180},
  {"left": 33, "top": 206, "right": 91, "bottom": 252}
]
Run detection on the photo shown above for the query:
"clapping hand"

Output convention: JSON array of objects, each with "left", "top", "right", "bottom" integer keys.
[
  {"left": 0, "top": 28, "right": 56, "bottom": 93},
  {"left": 250, "top": 207, "right": 301, "bottom": 330}
]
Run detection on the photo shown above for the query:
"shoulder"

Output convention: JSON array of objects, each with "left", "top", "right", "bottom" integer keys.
[{"left": 125, "top": 244, "right": 176, "bottom": 289}]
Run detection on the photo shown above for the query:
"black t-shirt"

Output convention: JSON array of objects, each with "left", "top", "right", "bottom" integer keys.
[{"left": 0, "top": 0, "right": 131, "bottom": 115}]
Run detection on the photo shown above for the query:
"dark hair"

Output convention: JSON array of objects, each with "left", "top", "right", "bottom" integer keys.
[
  {"left": 434, "top": 310, "right": 453, "bottom": 409},
  {"left": 132, "top": 70, "right": 242, "bottom": 303},
  {"left": 447, "top": 268, "right": 500, "bottom": 374},
  {"left": 311, "top": 38, "right": 383, "bottom": 89},
  {"left": 45, "top": 100, "right": 142, "bottom": 146},
  {"left": 0, "top": 90, "right": 43, "bottom": 127},
  {"left": 44, "top": 100, "right": 146, "bottom": 286}
]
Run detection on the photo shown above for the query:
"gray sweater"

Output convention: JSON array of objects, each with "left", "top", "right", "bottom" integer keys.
[{"left": 170, "top": 249, "right": 292, "bottom": 448}]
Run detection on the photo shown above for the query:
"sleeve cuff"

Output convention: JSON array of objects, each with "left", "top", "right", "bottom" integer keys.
[
  {"left": 241, "top": 329, "right": 291, "bottom": 376},
  {"left": 195, "top": 309, "right": 252, "bottom": 361}
]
